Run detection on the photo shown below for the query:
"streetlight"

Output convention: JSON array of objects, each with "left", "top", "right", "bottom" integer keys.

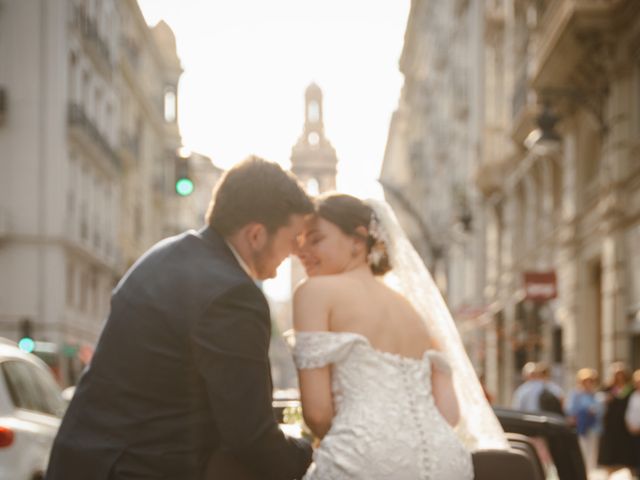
[{"left": 525, "top": 88, "right": 608, "bottom": 152}]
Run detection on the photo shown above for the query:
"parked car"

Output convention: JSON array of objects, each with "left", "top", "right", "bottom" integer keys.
[
  {"left": 0, "top": 338, "right": 65, "bottom": 480},
  {"left": 494, "top": 407, "right": 587, "bottom": 480}
]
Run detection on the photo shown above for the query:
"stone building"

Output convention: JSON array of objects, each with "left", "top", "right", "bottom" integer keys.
[
  {"left": 118, "top": 3, "right": 183, "bottom": 267},
  {"left": 290, "top": 83, "right": 338, "bottom": 195},
  {"left": 384, "top": 0, "right": 640, "bottom": 404},
  {"left": 0, "top": 0, "right": 192, "bottom": 384},
  {"left": 476, "top": 0, "right": 640, "bottom": 401},
  {"left": 380, "top": 0, "right": 487, "bottom": 340}
]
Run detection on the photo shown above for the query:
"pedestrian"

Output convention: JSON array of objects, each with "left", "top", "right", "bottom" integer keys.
[
  {"left": 512, "top": 361, "right": 564, "bottom": 414},
  {"left": 624, "top": 369, "right": 640, "bottom": 477},
  {"left": 511, "top": 362, "right": 540, "bottom": 411},
  {"left": 538, "top": 362, "right": 565, "bottom": 416},
  {"left": 597, "top": 362, "right": 635, "bottom": 476},
  {"left": 565, "top": 368, "right": 602, "bottom": 472}
]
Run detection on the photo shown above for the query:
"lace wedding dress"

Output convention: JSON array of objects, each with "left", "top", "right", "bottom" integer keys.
[{"left": 293, "top": 331, "right": 474, "bottom": 480}]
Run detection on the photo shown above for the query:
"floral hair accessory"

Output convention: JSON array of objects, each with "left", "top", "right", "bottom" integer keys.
[
  {"left": 367, "top": 211, "right": 387, "bottom": 268},
  {"left": 368, "top": 211, "right": 381, "bottom": 241}
]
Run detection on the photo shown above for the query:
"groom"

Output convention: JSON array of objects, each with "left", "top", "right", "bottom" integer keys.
[{"left": 46, "top": 156, "right": 314, "bottom": 480}]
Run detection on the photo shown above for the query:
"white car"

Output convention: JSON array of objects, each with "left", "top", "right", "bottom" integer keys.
[{"left": 0, "top": 338, "right": 65, "bottom": 480}]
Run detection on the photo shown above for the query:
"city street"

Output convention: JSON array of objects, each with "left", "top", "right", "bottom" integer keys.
[{"left": 1, "top": 0, "right": 640, "bottom": 479}]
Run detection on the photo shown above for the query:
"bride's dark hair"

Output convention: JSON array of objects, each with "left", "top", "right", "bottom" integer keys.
[{"left": 314, "top": 192, "right": 392, "bottom": 276}]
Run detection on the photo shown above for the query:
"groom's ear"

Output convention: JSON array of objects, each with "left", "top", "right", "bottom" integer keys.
[{"left": 245, "top": 222, "right": 269, "bottom": 250}]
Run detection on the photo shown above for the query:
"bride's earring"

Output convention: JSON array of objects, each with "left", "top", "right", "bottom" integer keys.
[{"left": 351, "top": 244, "right": 358, "bottom": 258}]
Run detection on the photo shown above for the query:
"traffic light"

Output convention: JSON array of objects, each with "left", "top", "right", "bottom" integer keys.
[
  {"left": 18, "top": 318, "right": 35, "bottom": 353},
  {"left": 175, "top": 156, "right": 194, "bottom": 197}
]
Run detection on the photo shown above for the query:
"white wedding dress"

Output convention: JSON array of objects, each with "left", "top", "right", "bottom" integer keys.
[{"left": 293, "top": 331, "right": 474, "bottom": 480}]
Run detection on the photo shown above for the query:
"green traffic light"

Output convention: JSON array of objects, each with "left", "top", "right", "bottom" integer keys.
[
  {"left": 18, "top": 337, "right": 35, "bottom": 353},
  {"left": 175, "top": 178, "right": 194, "bottom": 196}
]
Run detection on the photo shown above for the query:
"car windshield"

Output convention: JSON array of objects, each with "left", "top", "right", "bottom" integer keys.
[{"left": 1, "top": 360, "right": 66, "bottom": 417}]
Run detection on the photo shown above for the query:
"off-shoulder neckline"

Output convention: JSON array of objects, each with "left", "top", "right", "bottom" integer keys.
[{"left": 294, "top": 330, "right": 441, "bottom": 364}]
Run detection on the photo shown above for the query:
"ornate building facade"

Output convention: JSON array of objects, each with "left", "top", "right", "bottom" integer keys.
[
  {"left": 384, "top": 0, "right": 640, "bottom": 403},
  {"left": 0, "top": 0, "right": 201, "bottom": 384},
  {"left": 118, "top": 2, "right": 183, "bottom": 268},
  {"left": 476, "top": 0, "right": 640, "bottom": 402},
  {"left": 380, "top": 0, "right": 487, "bottom": 341},
  {"left": 290, "top": 83, "right": 338, "bottom": 195}
]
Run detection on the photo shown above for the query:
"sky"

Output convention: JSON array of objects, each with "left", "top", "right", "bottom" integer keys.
[{"left": 138, "top": 0, "right": 410, "bottom": 299}]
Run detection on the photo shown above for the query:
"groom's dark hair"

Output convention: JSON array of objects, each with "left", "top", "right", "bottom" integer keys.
[{"left": 206, "top": 155, "right": 313, "bottom": 236}]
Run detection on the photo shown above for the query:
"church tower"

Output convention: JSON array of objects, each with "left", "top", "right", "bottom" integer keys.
[
  {"left": 289, "top": 83, "right": 339, "bottom": 304},
  {"left": 290, "top": 83, "right": 338, "bottom": 195}
]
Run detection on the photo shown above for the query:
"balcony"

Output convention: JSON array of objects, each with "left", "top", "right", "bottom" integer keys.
[
  {"left": 532, "top": 0, "right": 636, "bottom": 89},
  {"left": 119, "top": 130, "right": 141, "bottom": 167},
  {"left": 68, "top": 103, "right": 120, "bottom": 170},
  {"left": 73, "top": 6, "right": 112, "bottom": 77},
  {"left": 121, "top": 36, "right": 140, "bottom": 72}
]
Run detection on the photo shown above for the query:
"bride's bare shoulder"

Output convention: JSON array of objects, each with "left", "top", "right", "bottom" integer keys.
[
  {"left": 294, "top": 275, "right": 350, "bottom": 300},
  {"left": 293, "top": 276, "right": 347, "bottom": 331}
]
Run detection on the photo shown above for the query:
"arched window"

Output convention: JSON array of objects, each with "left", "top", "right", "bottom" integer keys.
[
  {"left": 306, "top": 178, "right": 320, "bottom": 196},
  {"left": 307, "top": 101, "right": 320, "bottom": 123},
  {"left": 164, "top": 88, "right": 177, "bottom": 123}
]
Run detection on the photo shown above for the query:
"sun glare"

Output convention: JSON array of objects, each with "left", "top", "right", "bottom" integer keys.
[{"left": 137, "top": 0, "right": 410, "bottom": 298}]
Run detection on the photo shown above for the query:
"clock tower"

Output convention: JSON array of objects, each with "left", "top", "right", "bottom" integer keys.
[
  {"left": 290, "top": 83, "right": 338, "bottom": 195},
  {"left": 290, "top": 83, "right": 339, "bottom": 298}
]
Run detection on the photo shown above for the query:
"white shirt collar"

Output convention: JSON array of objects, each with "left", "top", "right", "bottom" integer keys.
[{"left": 225, "top": 241, "right": 255, "bottom": 279}]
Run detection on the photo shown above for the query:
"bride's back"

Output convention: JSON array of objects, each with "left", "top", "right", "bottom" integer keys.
[{"left": 321, "top": 269, "right": 434, "bottom": 359}]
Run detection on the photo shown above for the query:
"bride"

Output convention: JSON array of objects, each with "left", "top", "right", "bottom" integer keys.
[{"left": 291, "top": 193, "right": 507, "bottom": 479}]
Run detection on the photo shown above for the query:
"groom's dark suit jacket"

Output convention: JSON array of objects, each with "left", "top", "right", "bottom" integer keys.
[{"left": 46, "top": 226, "right": 312, "bottom": 480}]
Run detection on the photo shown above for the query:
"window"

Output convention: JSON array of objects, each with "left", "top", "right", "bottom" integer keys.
[
  {"left": 306, "top": 178, "right": 320, "bottom": 196},
  {"left": 69, "top": 51, "right": 78, "bottom": 100},
  {"left": 80, "top": 202, "right": 88, "bottom": 241},
  {"left": 628, "top": 224, "right": 640, "bottom": 308},
  {"left": 80, "top": 270, "right": 88, "bottom": 312},
  {"left": 82, "top": 71, "right": 90, "bottom": 108},
  {"left": 307, "top": 132, "right": 320, "bottom": 146},
  {"left": 2, "top": 360, "right": 65, "bottom": 417},
  {"left": 307, "top": 101, "right": 320, "bottom": 123},
  {"left": 90, "top": 267, "right": 98, "bottom": 314},
  {"left": 67, "top": 157, "right": 76, "bottom": 216},
  {"left": 164, "top": 88, "right": 176, "bottom": 123},
  {"left": 105, "top": 103, "right": 113, "bottom": 143},
  {"left": 66, "top": 262, "right": 75, "bottom": 307},
  {"left": 94, "top": 87, "right": 102, "bottom": 126}
]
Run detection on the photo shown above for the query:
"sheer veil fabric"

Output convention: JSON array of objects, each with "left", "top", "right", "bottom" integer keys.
[{"left": 365, "top": 198, "right": 508, "bottom": 451}]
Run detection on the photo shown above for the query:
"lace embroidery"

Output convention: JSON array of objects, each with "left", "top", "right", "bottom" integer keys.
[
  {"left": 293, "top": 331, "right": 367, "bottom": 369},
  {"left": 292, "top": 331, "right": 474, "bottom": 480},
  {"left": 426, "top": 351, "right": 452, "bottom": 375}
]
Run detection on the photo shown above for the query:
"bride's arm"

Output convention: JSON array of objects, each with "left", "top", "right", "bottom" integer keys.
[
  {"left": 430, "top": 349, "right": 461, "bottom": 427},
  {"left": 293, "top": 280, "right": 334, "bottom": 439}
]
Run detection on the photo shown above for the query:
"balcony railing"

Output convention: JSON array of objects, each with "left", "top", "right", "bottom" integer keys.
[
  {"left": 121, "top": 37, "right": 140, "bottom": 71},
  {"left": 68, "top": 103, "right": 120, "bottom": 169},
  {"left": 120, "top": 130, "right": 141, "bottom": 159},
  {"left": 73, "top": 6, "right": 111, "bottom": 67}
]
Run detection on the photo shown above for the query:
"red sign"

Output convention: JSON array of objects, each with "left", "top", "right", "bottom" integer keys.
[{"left": 524, "top": 271, "right": 557, "bottom": 301}]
